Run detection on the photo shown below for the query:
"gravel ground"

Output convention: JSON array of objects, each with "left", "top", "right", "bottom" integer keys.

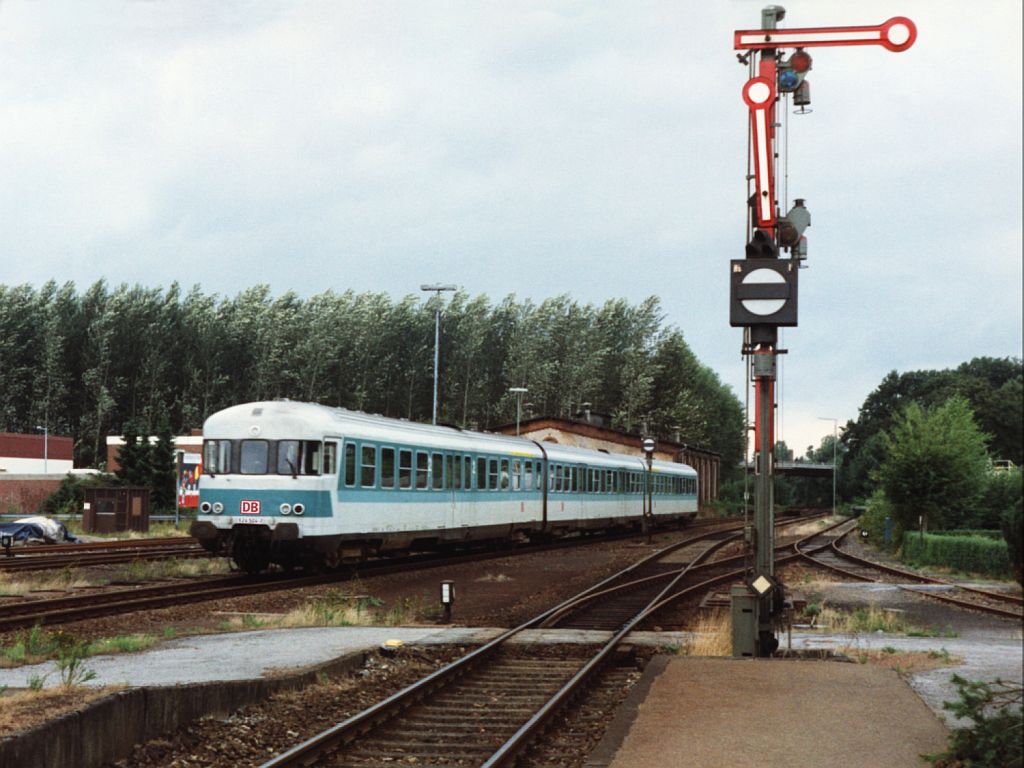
[{"left": 2, "top": 528, "right": 1020, "bottom": 757}]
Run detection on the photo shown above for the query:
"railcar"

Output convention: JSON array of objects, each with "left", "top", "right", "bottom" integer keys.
[{"left": 190, "top": 401, "right": 698, "bottom": 573}]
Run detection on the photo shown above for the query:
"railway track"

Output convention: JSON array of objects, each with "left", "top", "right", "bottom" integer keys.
[
  {"left": 0, "top": 537, "right": 207, "bottom": 573},
  {"left": 792, "top": 526, "right": 1023, "bottom": 622},
  {"left": 0, "top": 521, "right": 748, "bottom": 634},
  {"left": 254, "top": 516, "right": 828, "bottom": 767}
]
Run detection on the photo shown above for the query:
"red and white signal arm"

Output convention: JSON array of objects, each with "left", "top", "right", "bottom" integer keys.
[
  {"left": 743, "top": 70, "right": 777, "bottom": 228},
  {"left": 734, "top": 17, "right": 917, "bottom": 53},
  {"left": 240, "top": 500, "right": 262, "bottom": 515}
]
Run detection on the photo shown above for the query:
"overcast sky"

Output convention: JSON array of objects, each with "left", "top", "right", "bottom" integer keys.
[{"left": 1, "top": 1, "right": 1021, "bottom": 455}]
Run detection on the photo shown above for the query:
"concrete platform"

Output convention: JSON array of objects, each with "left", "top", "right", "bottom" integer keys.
[{"left": 597, "top": 657, "right": 949, "bottom": 768}]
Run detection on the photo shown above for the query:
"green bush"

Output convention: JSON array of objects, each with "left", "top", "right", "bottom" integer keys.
[
  {"left": 1002, "top": 497, "right": 1023, "bottom": 585},
  {"left": 902, "top": 532, "right": 1011, "bottom": 578},
  {"left": 930, "top": 529, "right": 1003, "bottom": 540},
  {"left": 858, "top": 491, "right": 901, "bottom": 551},
  {"left": 927, "top": 675, "right": 1022, "bottom": 767}
]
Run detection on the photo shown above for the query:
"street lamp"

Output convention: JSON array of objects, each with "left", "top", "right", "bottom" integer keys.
[
  {"left": 817, "top": 417, "right": 838, "bottom": 517},
  {"left": 35, "top": 425, "right": 48, "bottom": 475},
  {"left": 509, "top": 387, "right": 528, "bottom": 435},
  {"left": 421, "top": 283, "right": 457, "bottom": 425}
]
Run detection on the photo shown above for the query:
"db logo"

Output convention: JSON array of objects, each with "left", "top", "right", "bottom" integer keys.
[{"left": 240, "top": 500, "right": 261, "bottom": 515}]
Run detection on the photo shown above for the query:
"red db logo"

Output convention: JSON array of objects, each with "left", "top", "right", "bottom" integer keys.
[{"left": 240, "top": 500, "right": 261, "bottom": 515}]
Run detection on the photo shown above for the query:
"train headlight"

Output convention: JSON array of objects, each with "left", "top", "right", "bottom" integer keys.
[
  {"left": 293, "top": 503, "right": 305, "bottom": 516},
  {"left": 212, "top": 502, "right": 224, "bottom": 514},
  {"left": 280, "top": 503, "right": 292, "bottom": 515},
  {"left": 200, "top": 501, "right": 212, "bottom": 513}
]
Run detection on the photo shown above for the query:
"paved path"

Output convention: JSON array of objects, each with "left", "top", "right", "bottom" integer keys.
[{"left": 0, "top": 622, "right": 1018, "bottom": 730}]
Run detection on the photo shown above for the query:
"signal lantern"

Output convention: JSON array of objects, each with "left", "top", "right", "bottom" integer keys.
[
  {"left": 777, "top": 49, "right": 813, "bottom": 93},
  {"left": 745, "top": 228, "right": 779, "bottom": 259},
  {"left": 790, "top": 49, "right": 812, "bottom": 73}
]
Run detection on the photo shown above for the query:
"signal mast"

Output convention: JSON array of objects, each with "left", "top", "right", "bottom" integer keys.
[{"left": 728, "top": 6, "right": 916, "bottom": 657}]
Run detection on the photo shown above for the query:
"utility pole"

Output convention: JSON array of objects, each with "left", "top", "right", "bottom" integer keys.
[
  {"left": 421, "top": 284, "right": 457, "bottom": 425},
  {"left": 728, "top": 7, "right": 916, "bottom": 658}
]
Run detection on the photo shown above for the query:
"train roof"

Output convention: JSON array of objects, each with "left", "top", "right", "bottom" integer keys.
[{"left": 203, "top": 401, "right": 695, "bottom": 475}]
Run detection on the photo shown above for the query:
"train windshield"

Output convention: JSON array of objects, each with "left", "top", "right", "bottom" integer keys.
[{"left": 203, "top": 439, "right": 332, "bottom": 476}]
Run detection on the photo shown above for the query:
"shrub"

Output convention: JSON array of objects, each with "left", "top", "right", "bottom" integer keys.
[
  {"left": 902, "top": 532, "right": 1012, "bottom": 578},
  {"left": 1002, "top": 496, "right": 1023, "bottom": 585},
  {"left": 927, "top": 675, "right": 1022, "bottom": 767}
]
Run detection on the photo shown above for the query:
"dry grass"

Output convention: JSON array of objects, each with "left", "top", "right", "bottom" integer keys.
[
  {"left": 839, "top": 647, "right": 963, "bottom": 677},
  {"left": 667, "top": 611, "right": 732, "bottom": 657},
  {"left": 115, "top": 557, "right": 230, "bottom": 582},
  {"left": 0, "top": 571, "right": 101, "bottom": 597},
  {"left": 0, "top": 686, "right": 124, "bottom": 735}
]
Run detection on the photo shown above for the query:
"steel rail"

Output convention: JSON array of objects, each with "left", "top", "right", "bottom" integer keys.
[
  {"left": 827, "top": 541, "right": 1024, "bottom": 606},
  {"left": 793, "top": 528, "right": 1023, "bottom": 622},
  {"left": 258, "top": 514, "right": 833, "bottom": 767}
]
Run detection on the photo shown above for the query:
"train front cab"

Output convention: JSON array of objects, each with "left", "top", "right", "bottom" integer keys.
[{"left": 192, "top": 436, "right": 339, "bottom": 572}]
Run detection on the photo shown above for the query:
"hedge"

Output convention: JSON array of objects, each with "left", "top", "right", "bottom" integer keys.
[
  {"left": 902, "top": 532, "right": 1012, "bottom": 578},
  {"left": 929, "top": 529, "right": 1003, "bottom": 540}
]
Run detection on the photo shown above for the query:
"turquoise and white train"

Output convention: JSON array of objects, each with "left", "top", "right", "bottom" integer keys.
[{"left": 190, "top": 400, "right": 698, "bottom": 572}]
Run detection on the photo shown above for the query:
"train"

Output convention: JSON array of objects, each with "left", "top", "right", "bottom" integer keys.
[{"left": 190, "top": 400, "right": 699, "bottom": 573}]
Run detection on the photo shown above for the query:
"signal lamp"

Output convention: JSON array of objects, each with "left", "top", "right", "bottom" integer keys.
[
  {"left": 790, "top": 50, "right": 812, "bottom": 73},
  {"left": 293, "top": 503, "right": 305, "bottom": 516},
  {"left": 778, "top": 69, "right": 801, "bottom": 91},
  {"left": 745, "top": 228, "right": 779, "bottom": 259}
]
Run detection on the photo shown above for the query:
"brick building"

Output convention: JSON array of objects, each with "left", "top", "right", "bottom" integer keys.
[{"left": 0, "top": 432, "right": 76, "bottom": 515}]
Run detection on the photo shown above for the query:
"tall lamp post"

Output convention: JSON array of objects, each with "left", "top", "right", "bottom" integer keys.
[
  {"left": 421, "top": 284, "right": 457, "bottom": 425},
  {"left": 35, "top": 425, "right": 48, "bottom": 475},
  {"left": 509, "top": 387, "right": 528, "bottom": 435},
  {"left": 817, "top": 417, "right": 838, "bottom": 517}
]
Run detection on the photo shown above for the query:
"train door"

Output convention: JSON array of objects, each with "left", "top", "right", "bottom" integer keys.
[{"left": 323, "top": 437, "right": 342, "bottom": 513}]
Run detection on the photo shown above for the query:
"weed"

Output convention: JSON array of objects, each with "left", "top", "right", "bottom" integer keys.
[
  {"left": 926, "top": 676, "right": 1023, "bottom": 767},
  {"left": 882, "top": 645, "right": 898, "bottom": 654},
  {"left": 87, "top": 634, "right": 159, "bottom": 655},
  {"left": 928, "top": 648, "right": 954, "bottom": 664},
  {"left": 27, "top": 673, "right": 47, "bottom": 691},
  {"left": 55, "top": 641, "right": 97, "bottom": 688}
]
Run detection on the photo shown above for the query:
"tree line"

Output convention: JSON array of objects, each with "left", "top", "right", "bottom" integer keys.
[{"left": 0, "top": 281, "right": 746, "bottom": 470}]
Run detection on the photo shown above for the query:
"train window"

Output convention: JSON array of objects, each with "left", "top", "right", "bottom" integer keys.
[
  {"left": 415, "top": 452, "right": 429, "bottom": 489},
  {"left": 380, "top": 448, "right": 395, "bottom": 489},
  {"left": 511, "top": 461, "right": 521, "bottom": 491},
  {"left": 323, "top": 442, "right": 337, "bottom": 475},
  {"left": 277, "top": 441, "right": 300, "bottom": 476},
  {"left": 240, "top": 440, "right": 269, "bottom": 474},
  {"left": 399, "top": 450, "right": 412, "bottom": 489},
  {"left": 445, "top": 455, "right": 455, "bottom": 489},
  {"left": 566, "top": 466, "right": 575, "bottom": 493},
  {"left": 303, "top": 441, "right": 323, "bottom": 475},
  {"left": 344, "top": 443, "right": 356, "bottom": 486},
  {"left": 524, "top": 462, "right": 534, "bottom": 491},
  {"left": 499, "top": 459, "right": 509, "bottom": 490},
  {"left": 464, "top": 457, "right": 472, "bottom": 489},
  {"left": 432, "top": 453, "right": 444, "bottom": 490},
  {"left": 203, "top": 440, "right": 232, "bottom": 475},
  {"left": 477, "top": 458, "right": 487, "bottom": 490},
  {"left": 488, "top": 459, "right": 499, "bottom": 491},
  {"left": 361, "top": 445, "right": 377, "bottom": 488}
]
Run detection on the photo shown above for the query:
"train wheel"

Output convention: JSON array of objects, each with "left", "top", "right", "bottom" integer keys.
[{"left": 231, "top": 530, "right": 271, "bottom": 574}]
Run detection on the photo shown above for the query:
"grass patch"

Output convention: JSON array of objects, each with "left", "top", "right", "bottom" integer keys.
[
  {"left": 114, "top": 557, "right": 230, "bottom": 582},
  {"left": 63, "top": 520, "right": 191, "bottom": 539},
  {"left": 840, "top": 647, "right": 963, "bottom": 677},
  {"left": 215, "top": 589, "right": 439, "bottom": 633},
  {"left": 0, "top": 570, "right": 104, "bottom": 597},
  {"left": 802, "top": 603, "right": 958, "bottom": 637},
  {"left": 666, "top": 612, "right": 732, "bottom": 657},
  {"left": 1, "top": 625, "right": 161, "bottom": 669}
]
